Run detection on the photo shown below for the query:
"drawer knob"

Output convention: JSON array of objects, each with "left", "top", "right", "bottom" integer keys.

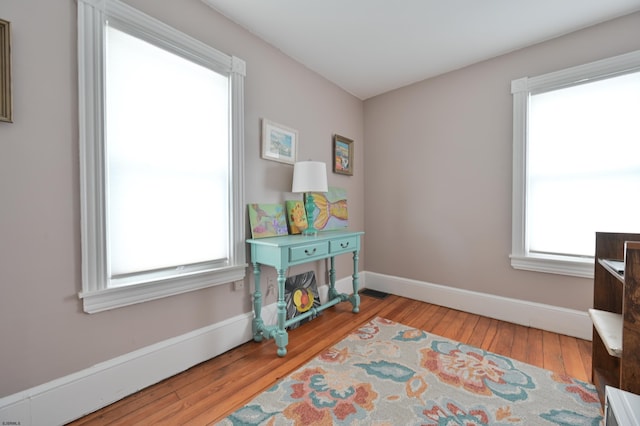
[
  {"left": 305, "top": 248, "right": 317, "bottom": 256},
  {"left": 340, "top": 242, "right": 350, "bottom": 248}
]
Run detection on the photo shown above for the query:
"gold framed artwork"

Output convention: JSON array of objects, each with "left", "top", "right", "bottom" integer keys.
[
  {"left": 333, "top": 134, "right": 353, "bottom": 175},
  {"left": 261, "top": 119, "right": 298, "bottom": 165},
  {"left": 0, "top": 18, "right": 12, "bottom": 123}
]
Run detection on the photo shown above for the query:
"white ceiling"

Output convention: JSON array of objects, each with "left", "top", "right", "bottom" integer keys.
[{"left": 203, "top": 0, "right": 640, "bottom": 100}]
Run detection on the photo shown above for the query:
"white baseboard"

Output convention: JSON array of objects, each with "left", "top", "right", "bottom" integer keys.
[
  {"left": 0, "top": 277, "right": 358, "bottom": 426},
  {"left": 0, "top": 271, "right": 591, "bottom": 425},
  {"left": 0, "top": 312, "right": 255, "bottom": 426},
  {"left": 364, "top": 271, "right": 592, "bottom": 340}
]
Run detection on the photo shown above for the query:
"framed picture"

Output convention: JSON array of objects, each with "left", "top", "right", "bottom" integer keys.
[
  {"left": 333, "top": 134, "right": 353, "bottom": 175},
  {"left": 261, "top": 119, "right": 298, "bottom": 165},
  {"left": 0, "top": 19, "right": 12, "bottom": 123}
]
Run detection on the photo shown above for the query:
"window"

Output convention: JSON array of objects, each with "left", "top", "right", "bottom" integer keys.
[
  {"left": 78, "top": 0, "right": 246, "bottom": 313},
  {"left": 511, "top": 50, "right": 640, "bottom": 278}
]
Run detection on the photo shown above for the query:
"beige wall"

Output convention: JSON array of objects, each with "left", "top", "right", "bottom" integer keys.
[
  {"left": 2, "top": 0, "right": 639, "bottom": 400},
  {"left": 0, "top": 0, "right": 363, "bottom": 397},
  {"left": 364, "top": 12, "right": 640, "bottom": 310}
]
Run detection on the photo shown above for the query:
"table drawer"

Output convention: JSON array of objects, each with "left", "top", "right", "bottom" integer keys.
[
  {"left": 289, "top": 241, "right": 329, "bottom": 262},
  {"left": 330, "top": 236, "right": 358, "bottom": 253}
]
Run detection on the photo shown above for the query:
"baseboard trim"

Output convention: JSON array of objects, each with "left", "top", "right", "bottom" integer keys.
[
  {"left": 364, "top": 271, "right": 592, "bottom": 340},
  {"left": 0, "top": 277, "right": 357, "bottom": 426},
  {"left": 0, "top": 272, "right": 591, "bottom": 425},
  {"left": 0, "top": 312, "right": 255, "bottom": 426}
]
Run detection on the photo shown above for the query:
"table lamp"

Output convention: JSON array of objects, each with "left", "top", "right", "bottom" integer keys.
[{"left": 292, "top": 161, "right": 328, "bottom": 235}]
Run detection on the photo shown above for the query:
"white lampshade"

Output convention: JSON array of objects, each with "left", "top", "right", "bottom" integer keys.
[{"left": 292, "top": 161, "right": 328, "bottom": 193}]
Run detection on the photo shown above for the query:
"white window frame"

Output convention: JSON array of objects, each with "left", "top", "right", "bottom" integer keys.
[
  {"left": 510, "top": 49, "right": 640, "bottom": 279},
  {"left": 77, "top": 0, "right": 246, "bottom": 313}
]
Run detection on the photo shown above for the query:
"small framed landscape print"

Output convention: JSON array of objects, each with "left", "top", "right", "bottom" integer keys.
[
  {"left": 0, "top": 19, "right": 12, "bottom": 123},
  {"left": 333, "top": 134, "right": 353, "bottom": 175},
  {"left": 261, "top": 119, "right": 298, "bottom": 165}
]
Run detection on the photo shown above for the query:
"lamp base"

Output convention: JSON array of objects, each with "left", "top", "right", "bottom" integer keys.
[{"left": 303, "top": 192, "right": 318, "bottom": 236}]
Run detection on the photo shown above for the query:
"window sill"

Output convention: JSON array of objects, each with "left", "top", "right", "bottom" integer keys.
[
  {"left": 509, "top": 253, "right": 594, "bottom": 279},
  {"left": 79, "top": 264, "right": 246, "bottom": 313}
]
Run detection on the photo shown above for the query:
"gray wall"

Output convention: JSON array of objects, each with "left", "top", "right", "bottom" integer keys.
[
  {"left": 364, "top": 12, "right": 640, "bottom": 310},
  {"left": 0, "top": 0, "right": 364, "bottom": 397}
]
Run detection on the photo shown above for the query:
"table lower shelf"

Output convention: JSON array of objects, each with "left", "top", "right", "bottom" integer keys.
[
  {"left": 253, "top": 290, "right": 360, "bottom": 356},
  {"left": 256, "top": 293, "right": 353, "bottom": 339}
]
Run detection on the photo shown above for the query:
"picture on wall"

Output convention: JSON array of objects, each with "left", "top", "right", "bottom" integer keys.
[
  {"left": 261, "top": 119, "right": 298, "bottom": 165},
  {"left": 285, "top": 200, "right": 308, "bottom": 235},
  {"left": 285, "top": 271, "right": 321, "bottom": 329},
  {"left": 248, "top": 203, "right": 288, "bottom": 239},
  {"left": 308, "top": 187, "right": 348, "bottom": 231},
  {"left": 333, "top": 134, "right": 353, "bottom": 175}
]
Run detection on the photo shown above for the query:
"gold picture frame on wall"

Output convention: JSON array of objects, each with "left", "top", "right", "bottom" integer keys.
[
  {"left": 0, "top": 18, "right": 12, "bottom": 123},
  {"left": 333, "top": 134, "right": 353, "bottom": 175}
]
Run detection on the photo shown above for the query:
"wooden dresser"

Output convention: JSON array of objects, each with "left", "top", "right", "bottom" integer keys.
[{"left": 589, "top": 232, "right": 640, "bottom": 405}]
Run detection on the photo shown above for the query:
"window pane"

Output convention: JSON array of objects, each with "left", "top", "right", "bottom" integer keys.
[
  {"left": 106, "top": 25, "right": 230, "bottom": 277},
  {"left": 528, "top": 71, "right": 640, "bottom": 257}
]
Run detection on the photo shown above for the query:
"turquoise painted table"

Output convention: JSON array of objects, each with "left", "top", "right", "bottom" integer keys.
[{"left": 247, "top": 230, "right": 364, "bottom": 356}]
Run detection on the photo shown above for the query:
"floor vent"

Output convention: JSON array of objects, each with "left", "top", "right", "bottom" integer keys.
[{"left": 360, "top": 289, "right": 389, "bottom": 299}]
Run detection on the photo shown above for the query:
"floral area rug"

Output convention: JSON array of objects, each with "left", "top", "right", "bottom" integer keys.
[{"left": 216, "top": 317, "right": 603, "bottom": 425}]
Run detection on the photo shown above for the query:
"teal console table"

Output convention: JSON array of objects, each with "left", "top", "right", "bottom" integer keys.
[{"left": 247, "top": 230, "right": 364, "bottom": 356}]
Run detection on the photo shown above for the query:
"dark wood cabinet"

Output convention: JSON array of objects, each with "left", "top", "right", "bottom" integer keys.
[{"left": 590, "top": 232, "right": 640, "bottom": 404}]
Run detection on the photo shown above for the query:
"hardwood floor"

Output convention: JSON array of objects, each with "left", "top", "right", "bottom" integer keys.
[{"left": 68, "top": 294, "right": 593, "bottom": 425}]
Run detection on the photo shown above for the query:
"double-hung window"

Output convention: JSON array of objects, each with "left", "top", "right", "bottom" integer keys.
[
  {"left": 78, "top": 0, "right": 246, "bottom": 313},
  {"left": 511, "top": 50, "right": 640, "bottom": 278}
]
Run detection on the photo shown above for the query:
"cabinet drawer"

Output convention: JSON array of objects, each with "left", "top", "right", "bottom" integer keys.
[
  {"left": 289, "top": 241, "right": 329, "bottom": 262},
  {"left": 330, "top": 236, "right": 358, "bottom": 253}
]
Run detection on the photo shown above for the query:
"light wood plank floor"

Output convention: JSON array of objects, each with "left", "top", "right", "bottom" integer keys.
[{"left": 68, "top": 294, "right": 592, "bottom": 425}]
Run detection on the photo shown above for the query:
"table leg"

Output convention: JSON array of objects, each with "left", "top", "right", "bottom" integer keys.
[
  {"left": 328, "top": 256, "right": 339, "bottom": 300},
  {"left": 252, "top": 263, "right": 264, "bottom": 342},
  {"left": 350, "top": 250, "right": 361, "bottom": 313},
  {"left": 275, "top": 268, "right": 289, "bottom": 356}
]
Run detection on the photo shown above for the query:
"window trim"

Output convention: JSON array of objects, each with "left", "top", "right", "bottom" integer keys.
[
  {"left": 77, "top": 0, "right": 246, "bottom": 313},
  {"left": 510, "top": 49, "right": 640, "bottom": 279}
]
